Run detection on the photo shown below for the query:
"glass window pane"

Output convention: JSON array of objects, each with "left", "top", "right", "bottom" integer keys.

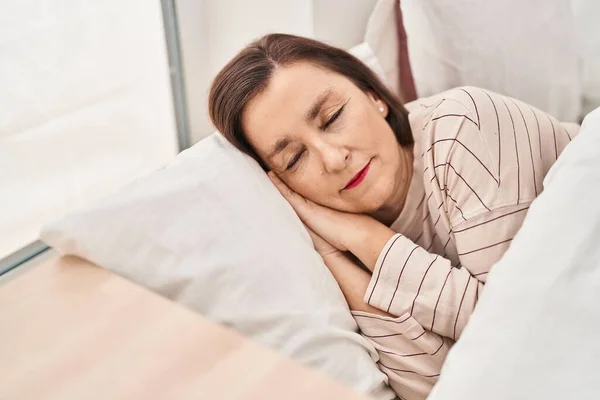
[{"left": 0, "top": 1, "right": 179, "bottom": 259}]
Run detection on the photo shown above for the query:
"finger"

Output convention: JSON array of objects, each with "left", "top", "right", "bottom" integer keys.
[
  {"left": 305, "top": 225, "right": 319, "bottom": 239},
  {"left": 267, "top": 171, "right": 285, "bottom": 190},
  {"left": 305, "top": 225, "right": 325, "bottom": 246},
  {"left": 268, "top": 172, "right": 296, "bottom": 200},
  {"left": 267, "top": 171, "right": 279, "bottom": 183},
  {"left": 267, "top": 172, "right": 317, "bottom": 224}
]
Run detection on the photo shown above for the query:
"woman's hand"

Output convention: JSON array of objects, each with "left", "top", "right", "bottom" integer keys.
[
  {"left": 268, "top": 172, "right": 396, "bottom": 270},
  {"left": 305, "top": 226, "right": 343, "bottom": 261},
  {"left": 269, "top": 172, "right": 357, "bottom": 251}
]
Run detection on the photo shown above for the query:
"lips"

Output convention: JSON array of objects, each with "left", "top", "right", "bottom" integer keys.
[{"left": 343, "top": 160, "right": 372, "bottom": 190}]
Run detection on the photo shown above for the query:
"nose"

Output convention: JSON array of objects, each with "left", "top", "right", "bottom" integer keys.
[{"left": 318, "top": 141, "right": 350, "bottom": 173}]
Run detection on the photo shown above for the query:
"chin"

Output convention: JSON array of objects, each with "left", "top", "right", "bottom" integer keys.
[
  {"left": 325, "top": 181, "right": 392, "bottom": 214},
  {"left": 353, "top": 189, "right": 388, "bottom": 214},
  {"left": 325, "top": 196, "right": 379, "bottom": 214}
]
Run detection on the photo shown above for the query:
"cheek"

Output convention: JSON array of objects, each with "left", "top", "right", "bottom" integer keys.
[
  {"left": 287, "top": 173, "right": 343, "bottom": 209},
  {"left": 286, "top": 173, "right": 325, "bottom": 201},
  {"left": 348, "top": 105, "right": 374, "bottom": 137},
  {"left": 348, "top": 106, "right": 393, "bottom": 150}
]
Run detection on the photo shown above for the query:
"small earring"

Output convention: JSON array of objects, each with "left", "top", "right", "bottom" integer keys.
[{"left": 379, "top": 106, "right": 385, "bottom": 112}]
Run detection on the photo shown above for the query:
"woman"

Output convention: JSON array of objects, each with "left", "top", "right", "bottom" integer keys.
[{"left": 208, "top": 34, "right": 579, "bottom": 400}]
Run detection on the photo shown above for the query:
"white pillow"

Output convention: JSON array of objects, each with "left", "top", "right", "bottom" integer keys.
[
  {"left": 402, "top": 0, "right": 582, "bottom": 122},
  {"left": 363, "top": 0, "right": 400, "bottom": 98},
  {"left": 348, "top": 42, "right": 388, "bottom": 84},
  {"left": 348, "top": 0, "right": 405, "bottom": 98},
  {"left": 429, "top": 107, "right": 600, "bottom": 399},
  {"left": 41, "top": 133, "right": 395, "bottom": 400}
]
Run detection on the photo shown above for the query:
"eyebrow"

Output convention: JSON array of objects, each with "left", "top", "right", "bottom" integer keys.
[
  {"left": 305, "top": 88, "right": 334, "bottom": 123},
  {"left": 266, "top": 89, "right": 335, "bottom": 162},
  {"left": 266, "top": 137, "right": 291, "bottom": 161}
]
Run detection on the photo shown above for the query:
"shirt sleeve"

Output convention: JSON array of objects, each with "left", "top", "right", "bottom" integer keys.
[
  {"left": 351, "top": 310, "right": 453, "bottom": 400},
  {"left": 363, "top": 233, "right": 483, "bottom": 340},
  {"left": 424, "top": 87, "right": 579, "bottom": 274}
]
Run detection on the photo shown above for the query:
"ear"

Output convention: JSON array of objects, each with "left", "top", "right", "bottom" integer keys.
[{"left": 366, "top": 92, "right": 389, "bottom": 118}]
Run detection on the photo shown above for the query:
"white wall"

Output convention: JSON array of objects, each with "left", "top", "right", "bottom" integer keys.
[
  {"left": 175, "top": 0, "right": 377, "bottom": 143},
  {"left": 0, "top": 0, "right": 178, "bottom": 258}
]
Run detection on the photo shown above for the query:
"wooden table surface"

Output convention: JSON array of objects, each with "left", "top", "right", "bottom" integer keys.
[{"left": 0, "top": 255, "right": 371, "bottom": 400}]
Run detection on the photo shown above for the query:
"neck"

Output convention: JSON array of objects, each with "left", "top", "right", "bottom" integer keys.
[{"left": 371, "top": 144, "right": 414, "bottom": 227}]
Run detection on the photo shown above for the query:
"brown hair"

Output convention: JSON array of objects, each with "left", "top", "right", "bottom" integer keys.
[{"left": 208, "top": 33, "right": 413, "bottom": 170}]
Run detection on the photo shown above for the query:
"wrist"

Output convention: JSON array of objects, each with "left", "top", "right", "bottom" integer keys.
[
  {"left": 341, "top": 214, "right": 391, "bottom": 250},
  {"left": 322, "top": 249, "right": 346, "bottom": 264},
  {"left": 340, "top": 214, "right": 371, "bottom": 251},
  {"left": 342, "top": 215, "right": 396, "bottom": 271}
]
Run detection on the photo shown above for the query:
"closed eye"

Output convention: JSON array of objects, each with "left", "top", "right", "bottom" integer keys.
[
  {"left": 321, "top": 102, "right": 347, "bottom": 130},
  {"left": 286, "top": 149, "right": 306, "bottom": 170}
]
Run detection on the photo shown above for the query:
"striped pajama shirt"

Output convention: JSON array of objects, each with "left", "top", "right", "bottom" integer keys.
[{"left": 352, "top": 87, "right": 580, "bottom": 400}]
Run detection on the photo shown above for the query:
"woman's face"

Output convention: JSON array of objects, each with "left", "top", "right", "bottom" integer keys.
[{"left": 242, "top": 62, "right": 408, "bottom": 214}]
